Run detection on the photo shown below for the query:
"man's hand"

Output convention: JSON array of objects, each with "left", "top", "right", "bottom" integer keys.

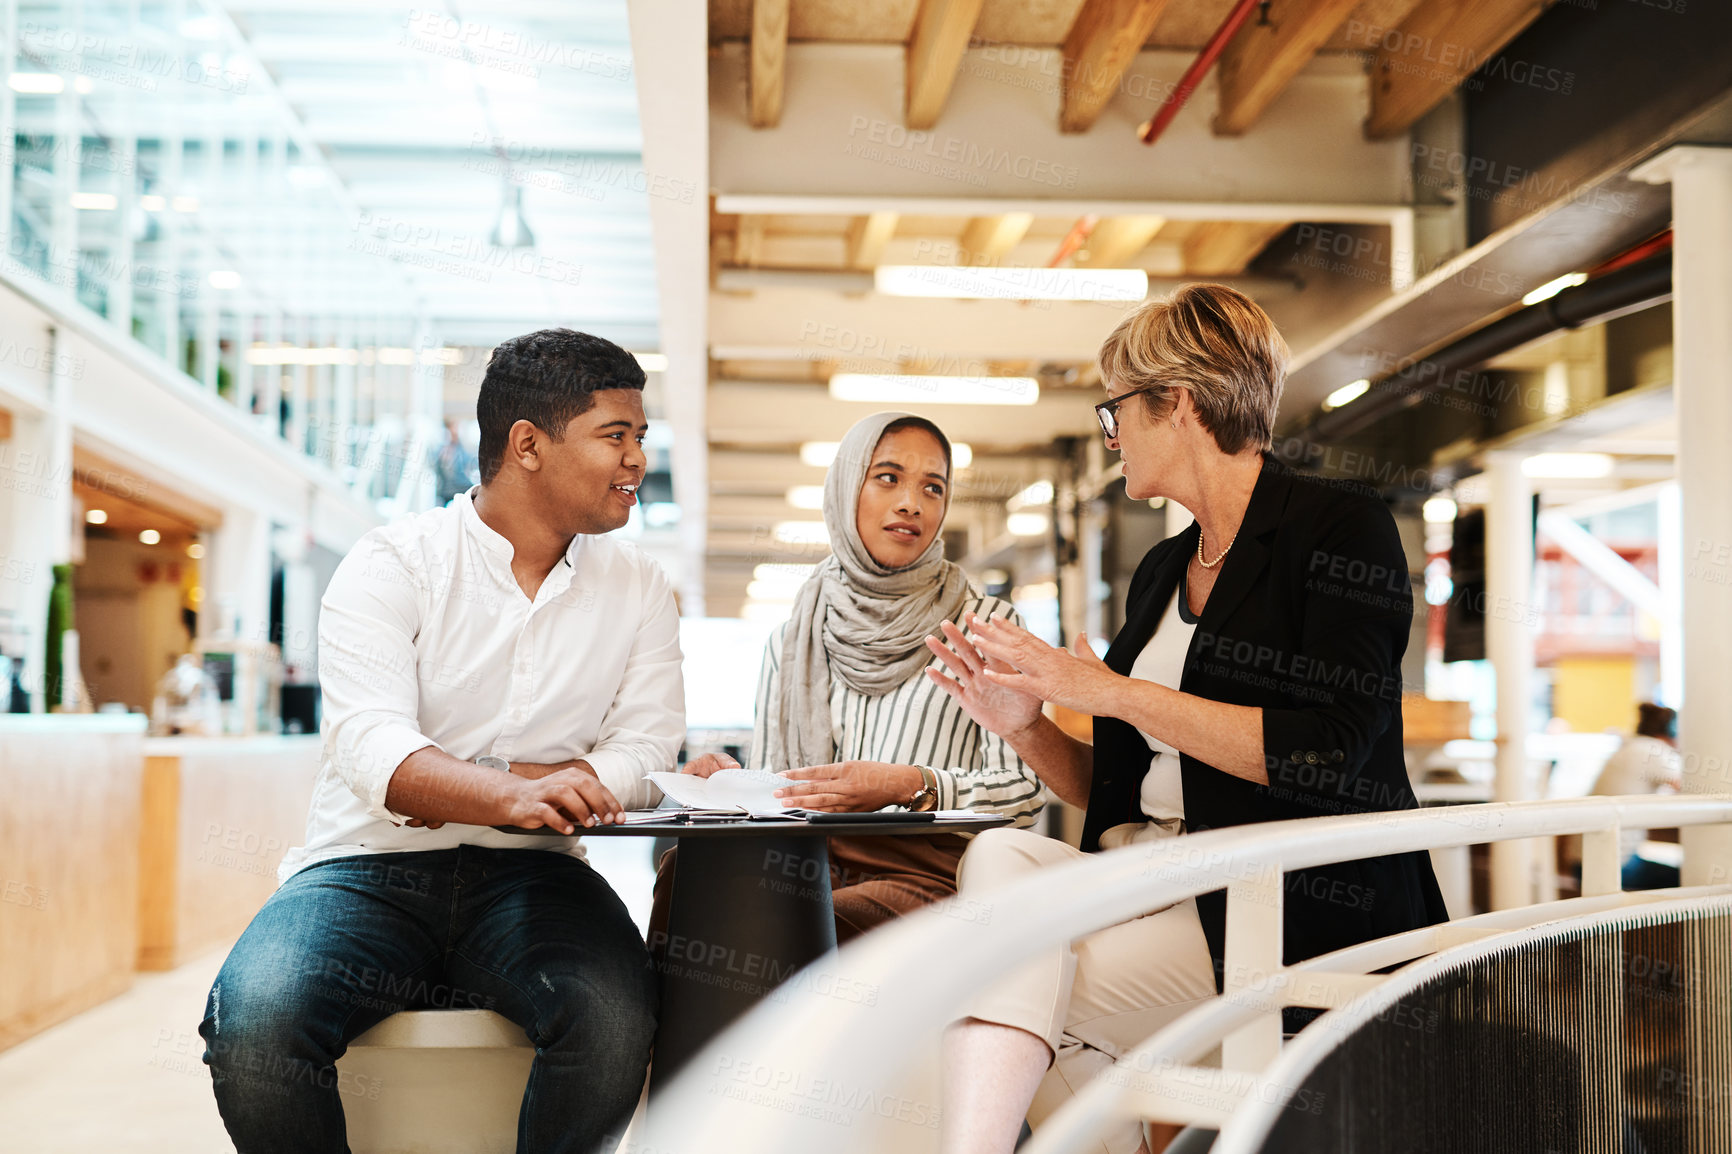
[
  {"left": 683, "top": 751, "right": 741, "bottom": 778},
  {"left": 501, "top": 766, "right": 624, "bottom": 833},
  {"left": 773, "top": 761, "right": 924, "bottom": 812},
  {"left": 389, "top": 752, "right": 623, "bottom": 834}
]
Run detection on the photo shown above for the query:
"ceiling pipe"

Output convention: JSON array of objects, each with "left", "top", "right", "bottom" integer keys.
[
  {"left": 1137, "top": 0, "right": 1263, "bottom": 148},
  {"left": 1301, "top": 247, "right": 1674, "bottom": 443},
  {"left": 1047, "top": 213, "right": 1100, "bottom": 267}
]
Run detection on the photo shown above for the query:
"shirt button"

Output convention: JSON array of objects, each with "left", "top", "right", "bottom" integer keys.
[
  {"left": 1305, "top": 752, "right": 1320, "bottom": 765},
  {"left": 1332, "top": 750, "right": 1345, "bottom": 763},
  {"left": 1290, "top": 750, "right": 1305, "bottom": 765}
]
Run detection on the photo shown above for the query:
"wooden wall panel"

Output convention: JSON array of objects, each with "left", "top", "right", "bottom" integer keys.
[
  {"left": 0, "top": 719, "right": 146, "bottom": 1051},
  {"left": 138, "top": 737, "right": 320, "bottom": 971}
]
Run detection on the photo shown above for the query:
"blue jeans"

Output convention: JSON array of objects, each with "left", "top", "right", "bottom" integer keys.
[{"left": 200, "top": 846, "right": 656, "bottom": 1154}]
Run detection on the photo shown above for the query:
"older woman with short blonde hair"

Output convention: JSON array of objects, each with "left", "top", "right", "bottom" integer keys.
[{"left": 928, "top": 284, "right": 1448, "bottom": 1154}]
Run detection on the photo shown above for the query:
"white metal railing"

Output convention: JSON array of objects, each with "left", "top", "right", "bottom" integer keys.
[
  {"left": 1023, "top": 886, "right": 1732, "bottom": 1154},
  {"left": 636, "top": 794, "right": 1732, "bottom": 1154}
]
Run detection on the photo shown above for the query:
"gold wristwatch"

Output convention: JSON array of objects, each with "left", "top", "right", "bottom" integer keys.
[{"left": 908, "top": 766, "right": 939, "bottom": 812}]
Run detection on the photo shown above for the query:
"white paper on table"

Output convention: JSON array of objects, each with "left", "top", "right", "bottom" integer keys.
[{"left": 646, "top": 768, "right": 794, "bottom": 814}]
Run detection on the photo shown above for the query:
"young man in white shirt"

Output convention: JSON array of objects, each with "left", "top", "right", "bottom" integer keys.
[{"left": 200, "top": 329, "right": 709, "bottom": 1154}]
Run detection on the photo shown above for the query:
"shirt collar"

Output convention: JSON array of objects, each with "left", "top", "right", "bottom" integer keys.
[
  {"left": 456, "top": 488, "right": 515, "bottom": 564},
  {"left": 457, "top": 488, "right": 582, "bottom": 594}
]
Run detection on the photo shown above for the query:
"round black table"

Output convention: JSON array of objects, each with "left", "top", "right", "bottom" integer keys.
[{"left": 498, "top": 814, "right": 1009, "bottom": 1089}]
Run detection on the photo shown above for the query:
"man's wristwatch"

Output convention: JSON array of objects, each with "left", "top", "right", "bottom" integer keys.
[
  {"left": 908, "top": 766, "right": 939, "bottom": 812},
  {"left": 476, "top": 755, "right": 511, "bottom": 774}
]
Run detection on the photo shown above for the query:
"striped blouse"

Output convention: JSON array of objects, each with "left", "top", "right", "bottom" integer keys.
[{"left": 748, "top": 593, "right": 1045, "bottom": 827}]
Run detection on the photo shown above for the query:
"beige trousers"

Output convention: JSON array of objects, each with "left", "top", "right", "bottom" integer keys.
[{"left": 958, "top": 826, "right": 1218, "bottom": 1154}]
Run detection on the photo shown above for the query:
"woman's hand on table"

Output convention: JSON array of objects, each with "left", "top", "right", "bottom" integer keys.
[
  {"left": 682, "top": 751, "right": 741, "bottom": 778},
  {"left": 773, "top": 761, "right": 924, "bottom": 812},
  {"left": 925, "top": 615, "right": 1044, "bottom": 738},
  {"left": 962, "top": 614, "right": 1120, "bottom": 715}
]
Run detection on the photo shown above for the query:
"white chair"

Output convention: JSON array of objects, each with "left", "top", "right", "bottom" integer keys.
[{"left": 336, "top": 1010, "right": 533, "bottom": 1154}]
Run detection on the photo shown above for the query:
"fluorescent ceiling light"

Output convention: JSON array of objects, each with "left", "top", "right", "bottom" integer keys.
[
  {"left": 634, "top": 352, "right": 669, "bottom": 373},
  {"left": 742, "top": 601, "right": 794, "bottom": 625},
  {"left": 375, "top": 346, "right": 464, "bottom": 366},
  {"left": 745, "top": 579, "right": 801, "bottom": 602},
  {"left": 1521, "top": 272, "right": 1588, "bottom": 307},
  {"left": 248, "top": 346, "right": 463, "bottom": 367},
  {"left": 187, "top": 543, "right": 205, "bottom": 559},
  {"left": 1323, "top": 379, "right": 1370, "bottom": 411},
  {"left": 208, "top": 270, "right": 242, "bottom": 290},
  {"left": 172, "top": 196, "right": 200, "bottom": 213},
  {"left": 9, "top": 73, "right": 63, "bottom": 94},
  {"left": 786, "top": 486, "right": 825, "bottom": 510},
  {"left": 139, "top": 194, "right": 166, "bottom": 211},
  {"left": 70, "top": 192, "right": 117, "bottom": 210},
  {"left": 85, "top": 509, "right": 107, "bottom": 524},
  {"left": 139, "top": 529, "right": 161, "bottom": 545},
  {"left": 247, "top": 346, "right": 360, "bottom": 366},
  {"left": 830, "top": 374, "right": 1038, "bottom": 406},
  {"left": 73, "top": 76, "right": 92, "bottom": 94},
  {"left": 772, "top": 521, "right": 829, "bottom": 545},
  {"left": 1422, "top": 496, "right": 1458, "bottom": 524},
  {"left": 1008, "top": 479, "right": 1054, "bottom": 511},
  {"left": 875, "top": 265, "right": 1148, "bottom": 302},
  {"left": 800, "top": 442, "right": 839, "bottom": 468},
  {"left": 951, "top": 443, "right": 973, "bottom": 469},
  {"left": 1522, "top": 452, "right": 1614, "bottom": 479},
  {"left": 1006, "top": 512, "right": 1050, "bottom": 537},
  {"left": 754, "top": 563, "right": 815, "bottom": 583}
]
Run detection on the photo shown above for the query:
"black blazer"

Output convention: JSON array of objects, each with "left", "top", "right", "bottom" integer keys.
[{"left": 1083, "top": 454, "right": 1448, "bottom": 983}]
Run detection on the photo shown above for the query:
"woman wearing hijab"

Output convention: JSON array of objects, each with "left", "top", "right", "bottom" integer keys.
[{"left": 680, "top": 411, "right": 1048, "bottom": 940}]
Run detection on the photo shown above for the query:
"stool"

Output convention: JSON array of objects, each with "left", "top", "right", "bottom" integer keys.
[{"left": 337, "top": 1010, "right": 533, "bottom": 1154}]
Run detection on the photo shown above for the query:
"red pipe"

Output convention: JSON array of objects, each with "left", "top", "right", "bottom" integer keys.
[
  {"left": 1138, "top": 0, "right": 1262, "bottom": 147},
  {"left": 1586, "top": 229, "right": 1672, "bottom": 278},
  {"left": 1048, "top": 214, "right": 1100, "bottom": 268}
]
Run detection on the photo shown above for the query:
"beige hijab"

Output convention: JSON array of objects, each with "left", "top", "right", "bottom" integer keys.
[{"left": 769, "top": 412, "right": 972, "bottom": 771}]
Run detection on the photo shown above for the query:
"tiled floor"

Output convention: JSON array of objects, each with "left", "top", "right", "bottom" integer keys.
[{"left": 0, "top": 839, "right": 660, "bottom": 1153}]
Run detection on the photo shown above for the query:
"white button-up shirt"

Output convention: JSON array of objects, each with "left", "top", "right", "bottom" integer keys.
[{"left": 278, "top": 491, "right": 684, "bottom": 882}]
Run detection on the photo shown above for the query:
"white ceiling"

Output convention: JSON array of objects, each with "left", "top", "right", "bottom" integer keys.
[{"left": 16, "top": 0, "right": 662, "bottom": 349}]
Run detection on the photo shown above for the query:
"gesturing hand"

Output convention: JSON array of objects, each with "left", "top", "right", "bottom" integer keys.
[
  {"left": 960, "top": 615, "right": 1120, "bottom": 715},
  {"left": 924, "top": 614, "right": 1043, "bottom": 739},
  {"left": 772, "top": 761, "right": 924, "bottom": 812}
]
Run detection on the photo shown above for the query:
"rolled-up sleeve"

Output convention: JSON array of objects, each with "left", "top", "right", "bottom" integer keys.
[
  {"left": 317, "top": 536, "right": 439, "bottom": 822},
  {"left": 1261, "top": 500, "right": 1413, "bottom": 807},
  {"left": 581, "top": 562, "right": 686, "bottom": 810}
]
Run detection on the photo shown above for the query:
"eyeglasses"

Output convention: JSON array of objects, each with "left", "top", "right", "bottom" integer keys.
[{"left": 1094, "top": 384, "right": 1166, "bottom": 441}]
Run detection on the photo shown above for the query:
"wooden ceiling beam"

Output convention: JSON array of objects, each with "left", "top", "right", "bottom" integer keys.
[
  {"left": 906, "top": 0, "right": 988, "bottom": 131},
  {"left": 734, "top": 215, "right": 767, "bottom": 266},
  {"left": 956, "top": 213, "right": 1034, "bottom": 265},
  {"left": 1364, "top": 0, "right": 1551, "bottom": 140},
  {"left": 1214, "top": 0, "right": 1363, "bottom": 136},
  {"left": 749, "top": 0, "right": 790, "bottom": 128},
  {"left": 1182, "top": 220, "right": 1289, "bottom": 276},
  {"left": 1073, "top": 214, "right": 1167, "bottom": 267},
  {"left": 844, "top": 211, "right": 899, "bottom": 270},
  {"left": 1059, "top": 0, "right": 1174, "bottom": 134}
]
